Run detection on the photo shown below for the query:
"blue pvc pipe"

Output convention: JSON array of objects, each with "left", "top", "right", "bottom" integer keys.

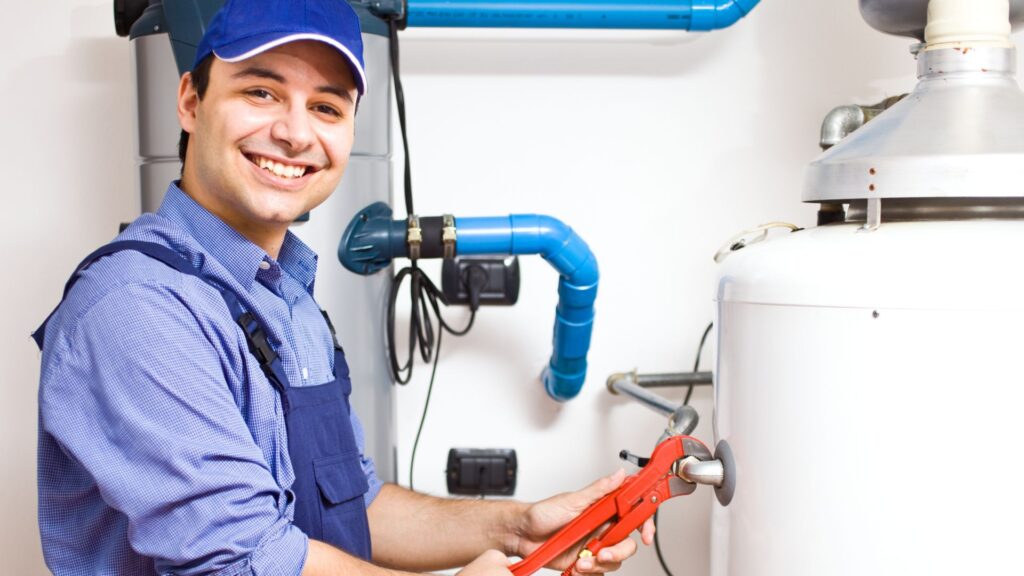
[
  {"left": 338, "top": 204, "right": 599, "bottom": 401},
  {"left": 405, "top": 0, "right": 759, "bottom": 31},
  {"left": 457, "top": 215, "right": 598, "bottom": 401}
]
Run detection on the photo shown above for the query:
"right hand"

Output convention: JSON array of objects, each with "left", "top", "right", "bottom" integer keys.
[{"left": 456, "top": 549, "right": 513, "bottom": 576}]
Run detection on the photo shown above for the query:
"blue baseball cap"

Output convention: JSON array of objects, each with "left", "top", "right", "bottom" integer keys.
[{"left": 193, "top": 0, "right": 366, "bottom": 95}]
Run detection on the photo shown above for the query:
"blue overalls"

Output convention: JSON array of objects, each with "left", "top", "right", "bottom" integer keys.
[{"left": 34, "top": 240, "right": 373, "bottom": 561}]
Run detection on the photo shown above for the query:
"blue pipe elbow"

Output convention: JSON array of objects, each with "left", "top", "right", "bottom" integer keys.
[
  {"left": 457, "top": 215, "right": 598, "bottom": 401},
  {"left": 689, "top": 0, "right": 759, "bottom": 31}
]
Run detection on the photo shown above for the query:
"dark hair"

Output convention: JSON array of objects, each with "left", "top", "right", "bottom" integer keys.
[{"left": 178, "top": 55, "right": 215, "bottom": 164}]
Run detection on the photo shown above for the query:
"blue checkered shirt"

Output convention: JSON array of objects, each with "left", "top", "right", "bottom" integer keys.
[{"left": 37, "top": 182, "right": 383, "bottom": 575}]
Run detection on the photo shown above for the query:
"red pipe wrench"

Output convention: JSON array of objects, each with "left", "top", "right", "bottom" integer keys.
[{"left": 509, "top": 435, "right": 713, "bottom": 576}]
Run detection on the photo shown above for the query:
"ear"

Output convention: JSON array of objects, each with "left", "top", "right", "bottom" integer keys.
[{"left": 177, "top": 72, "right": 199, "bottom": 134}]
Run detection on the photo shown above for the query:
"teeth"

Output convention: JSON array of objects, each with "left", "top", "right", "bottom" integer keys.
[{"left": 251, "top": 155, "right": 307, "bottom": 179}]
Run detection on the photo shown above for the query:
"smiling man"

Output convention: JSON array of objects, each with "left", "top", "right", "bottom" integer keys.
[{"left": 34, "top": 1, "right": 652, "bottom": 575}]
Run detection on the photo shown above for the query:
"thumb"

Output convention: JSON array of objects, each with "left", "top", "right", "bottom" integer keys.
[{"left": 577, "top": 468, "right": 627, "bottom": 504}]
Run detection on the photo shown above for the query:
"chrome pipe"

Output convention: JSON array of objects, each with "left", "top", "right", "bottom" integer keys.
[
  {"left": 635, "top": 371, "right": 712, "bottom": 388},
  {"left": 677, "top": 457, "right": 725, "bottom": 488}
]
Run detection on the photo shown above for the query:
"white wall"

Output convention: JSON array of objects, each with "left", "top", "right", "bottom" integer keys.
[
  {"left": 2, "top": 1, "right": 136, "bottom": 573},
  {"left": 3, "top": 1, "right": 1009, "bottom": 574}
]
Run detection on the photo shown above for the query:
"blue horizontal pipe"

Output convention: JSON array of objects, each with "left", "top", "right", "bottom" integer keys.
[
  {"left": 405, "top": 0, "right": 759, "bottom": 31},
  {"left": 457, "top": 215, "right": 599, "bottom": 401}
]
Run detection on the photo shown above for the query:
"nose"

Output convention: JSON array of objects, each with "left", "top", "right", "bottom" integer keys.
[{"left": 270, "top": 101, "right": 315, "bottom": 153}]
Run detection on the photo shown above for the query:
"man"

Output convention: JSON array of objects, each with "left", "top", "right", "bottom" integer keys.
[{"left": 35, "top": 0, "right": 653, "bottom": 574}]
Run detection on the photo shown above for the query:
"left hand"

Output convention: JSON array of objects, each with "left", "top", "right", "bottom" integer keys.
[{"left": 511, "top": 469, "right": 656, "bottom": 574}]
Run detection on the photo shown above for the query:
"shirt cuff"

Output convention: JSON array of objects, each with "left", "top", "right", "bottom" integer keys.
[{"left": 249, "top": 523, "right": 309, "bottom": 576}]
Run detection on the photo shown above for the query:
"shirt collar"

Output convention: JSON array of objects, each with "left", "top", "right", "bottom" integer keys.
[{"left": 156, "top": 182, "right": 318, "bottom": 292}]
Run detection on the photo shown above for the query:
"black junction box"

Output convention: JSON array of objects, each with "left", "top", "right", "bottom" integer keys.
[
  {"left": 446, "top": 448, "right": 517, "bottom": 496},
  {"left": 441, "top": 256, "right": 520, "bottom": 308}
]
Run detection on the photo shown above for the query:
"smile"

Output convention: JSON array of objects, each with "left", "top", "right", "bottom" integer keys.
[{"left": 244, "top": 153, "right": 318, "bottom": 180}]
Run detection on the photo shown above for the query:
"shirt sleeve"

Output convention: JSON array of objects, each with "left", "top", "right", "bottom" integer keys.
[
  {"left": 349, "top": 408, "right": 384, "bottom": 506},
  {"left": 39, "top": 280, "right": 308, "bottom": 576}
]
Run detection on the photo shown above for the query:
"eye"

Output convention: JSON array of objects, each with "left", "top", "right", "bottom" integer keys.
[
  {"left": 313, "top": 103, "right": 342, "bottom": 118},
  {"left": 245, "top": 88, "right": 275, "bottom": 101}
]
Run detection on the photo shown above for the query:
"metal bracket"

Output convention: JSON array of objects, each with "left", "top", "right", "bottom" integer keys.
[
  {"left": 860, "top": 197, "right": 882, "bottom": 232},
  {"left": 442, "top": 214, "right": 457, "bottom": 259},
  {"left": 407, "top": 214, "right": 422, "bottom": 261}
]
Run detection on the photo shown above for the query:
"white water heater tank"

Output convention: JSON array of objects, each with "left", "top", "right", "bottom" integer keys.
[{"left": 711, "top": 1, "right": 1024, "bottom": 573}]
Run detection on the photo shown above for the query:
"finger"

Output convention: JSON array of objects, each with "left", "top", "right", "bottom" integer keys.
[
  {"left": 574, "top": 556, "right": 623, "bottom": 574},
  {"left": 595, "top": 537, "right": 637, "bottom": 564},
  {"left": 640, "top": 517, "right": 656, "bottom": 546},
  {"left": 579, "top": 468, "right": 627, "bottom": 501}
]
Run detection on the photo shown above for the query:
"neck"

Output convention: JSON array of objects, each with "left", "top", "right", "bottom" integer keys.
[{"left": 178, "top": 175, "right": 287, "bottom": 259}]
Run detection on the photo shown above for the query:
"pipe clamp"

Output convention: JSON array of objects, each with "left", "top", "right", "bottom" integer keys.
[
  {"left": 407, "top": 215, "right": 422, "bottom": 261},
  {"left": 442, "top": 214, "right": 456, "bottom": 259}
]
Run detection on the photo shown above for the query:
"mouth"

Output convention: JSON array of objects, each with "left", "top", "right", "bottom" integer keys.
[{"left": 243, "top": 152, "right": 321, "bottom": 181}]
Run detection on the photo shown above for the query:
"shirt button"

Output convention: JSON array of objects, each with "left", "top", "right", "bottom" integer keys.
[{"left": 259, "top": 261, "right": 271, "bottom": 271}]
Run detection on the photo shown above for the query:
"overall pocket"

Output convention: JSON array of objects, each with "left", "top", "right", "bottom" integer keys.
[{"left": 313, "top": 453, "right": 372, "bottom": 558}]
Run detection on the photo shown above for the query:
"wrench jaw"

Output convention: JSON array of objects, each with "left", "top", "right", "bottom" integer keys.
[{"left": 668, "top": 475, "right": 697, "bottom": 497}]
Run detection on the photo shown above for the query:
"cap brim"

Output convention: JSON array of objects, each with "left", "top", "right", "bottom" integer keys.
[{"left": 214, "top": 32, "right": 366, "bottom": 95}]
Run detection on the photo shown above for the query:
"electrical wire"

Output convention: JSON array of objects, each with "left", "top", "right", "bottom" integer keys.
[
  {"left": 385, "top": 22, "right": 480, "bottom": 489},
  {"left": 388, "top": 20, "right": 413, "bottom": 215},
  {"left": 409, "top": 329, "right": 442, "bottom": 491},
  {"left": 652, "top": 509, "right": 675, "bottom": 576},
  {"left": 653, "top": 321, "right": 715, "bottom": 576},
  {"left": 684, "top": 322, "right": 713, "bottom": 406}
]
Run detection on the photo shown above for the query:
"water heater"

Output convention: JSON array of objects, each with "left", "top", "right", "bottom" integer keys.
[{"left": 712, "top": 1, "right": 1024, "bottom": 573}]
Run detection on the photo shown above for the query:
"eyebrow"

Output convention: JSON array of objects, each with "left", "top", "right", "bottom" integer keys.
[
  {"left": 232, "top": 66, "right": 354, "bottom": 105},
  {"left": 232, "top": 66, "right": 285, "bottom": 84}
]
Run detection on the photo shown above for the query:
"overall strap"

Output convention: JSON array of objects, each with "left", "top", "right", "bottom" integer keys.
[
  {"left": 32, "top": 241, "right": 201, "bottom": 350},
  {"left": 33, "top": 240, "right": 293, "bottom": 409}
]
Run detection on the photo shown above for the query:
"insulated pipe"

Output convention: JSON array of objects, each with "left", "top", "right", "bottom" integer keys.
[
  {"left": 404, "top": 0, "right": 760, "bottom": 31},
  {"left": 339, "top": 202, "right": 599, "bottom": 401}
]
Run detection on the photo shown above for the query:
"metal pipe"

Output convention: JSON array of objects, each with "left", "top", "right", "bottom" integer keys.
[
  {"left": 607, "top": 372, "right": 699, "bottom": 436},
  {"left": 634, "top": 371, "right": 712, "bottom": 388},
  {"left": 404, "top": 0, "right": 760, "bottom": 31},
  {"left": 677, "top": 456, "right": 724, "bottom": 487}
]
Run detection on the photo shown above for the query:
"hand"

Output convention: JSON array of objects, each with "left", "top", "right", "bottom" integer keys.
[
  {"left": 456, "top": 549, "right": 514, "bottom": 576},
  {"left": 513, "top": 469, "right": 656, "bottom": 575}
]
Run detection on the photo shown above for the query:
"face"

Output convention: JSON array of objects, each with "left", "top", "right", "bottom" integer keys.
[{"left": 177, "top": 41, "right": 358, "bottom": 246}]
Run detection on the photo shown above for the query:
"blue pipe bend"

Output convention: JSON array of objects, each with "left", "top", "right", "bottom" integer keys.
[
  {"left": 457, "top": 215, "right": 598, "bottom": 401},
  {"left": 690, "top": 0, "right": 759, "bottom": 31}
]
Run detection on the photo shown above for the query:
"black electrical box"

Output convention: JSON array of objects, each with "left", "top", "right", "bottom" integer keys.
[
  {"left": 441, "top": 256, "right": 520, "bottom": 308},
  {"left": 446, "top": 448, "right": 517, "bottom": 496}
]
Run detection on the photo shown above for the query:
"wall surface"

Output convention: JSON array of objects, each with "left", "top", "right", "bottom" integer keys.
[{"left": 2, "top": 1, "right": 1016, "bottom": 574}]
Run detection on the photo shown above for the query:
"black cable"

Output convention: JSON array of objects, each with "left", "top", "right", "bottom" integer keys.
[
  {"left": 386, "top": 266, "right": 475, "bottom": 384},
  {"left": 408, "top": 328, "right": 442, "bottom": 492},
  {"left": 684, "top": 322, "right": 713, "bottom": 406},
  {"left": 388, "top": 19, "right": 413, "bottom": 215},
  {"left": 652, "top": 509, "right": 675, "bottom": 576},
  {"left": 652, "top": 321, "right": 716, "bottom": 576},
  {"left": 386, "top": 16, "right": 484, "bottom": 490}
]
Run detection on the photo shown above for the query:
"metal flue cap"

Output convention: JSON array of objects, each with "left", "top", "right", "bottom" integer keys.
[{"left": 803, "top": 45, "right": 1024, "bottom": 203}]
